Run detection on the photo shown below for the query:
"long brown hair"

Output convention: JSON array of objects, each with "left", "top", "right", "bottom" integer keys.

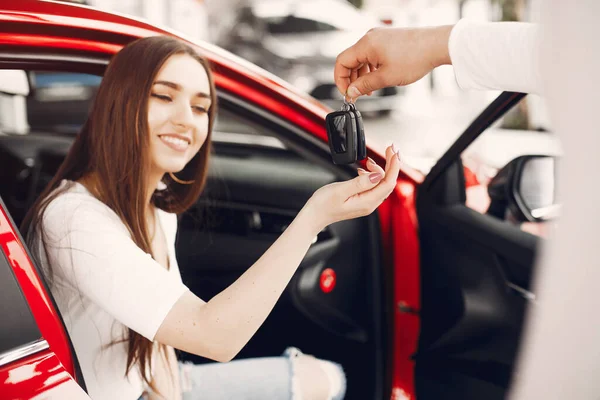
[{"left": 21, "top": 35, "right": 217, "bottom": 393}]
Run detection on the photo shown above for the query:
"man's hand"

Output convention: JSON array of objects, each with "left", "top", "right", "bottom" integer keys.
[{"left": 334, "top": 25, "right": 454, "bottom": 101}]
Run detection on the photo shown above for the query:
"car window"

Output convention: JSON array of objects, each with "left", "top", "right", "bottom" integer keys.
[
  {"left": 28, "top": 71, "right": 102, "bottom": 135},
  {"left": 0, "top": 67, "right": 286, "bottom": 229},
  {"left": 0, "top": 227, "right": 42, "bottom": 358},
  {"left": 460, "top": 95, "right": 561, "bottom": 237},
  {"left": 0, "top": 70, "right": 100, "bottom": 136},
  {"left": 0, "top": 69, "right": 276, "bottom": 141}
]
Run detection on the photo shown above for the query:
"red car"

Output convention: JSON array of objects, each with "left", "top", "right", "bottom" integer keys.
[{"left": 0, "top": 1, "right": 554, "bottom": 399}]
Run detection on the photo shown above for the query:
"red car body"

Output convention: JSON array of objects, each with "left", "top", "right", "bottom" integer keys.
[{"left": 0, "top": 1, "right": 423, "bottom": 398}]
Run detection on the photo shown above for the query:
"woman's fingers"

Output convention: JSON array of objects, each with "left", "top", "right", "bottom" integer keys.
[
  {"left": 309, "top": 145, "right": 401, "bottom": 229},
  {"left": 339, "top": 169, "right": 383, "bottom": 200},
  {"left": 348, "top": 145, "right": 399, "bottom": 201},
  {"left": 366, "top": 156, "right": 385, "bottom": 176},
  {"left": 353, "top": 148, "right": 401, "bottom": 206},
  {"left": 358, "top": 144, "right": 398, "bottom": 178},
  {"left": 385, "top": 144, "right": 401, "bottom": 176}
]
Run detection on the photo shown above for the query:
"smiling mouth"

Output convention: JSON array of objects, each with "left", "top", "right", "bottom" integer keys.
[{"left": 159, "top": 134, "right": 191, "bottom": 152}]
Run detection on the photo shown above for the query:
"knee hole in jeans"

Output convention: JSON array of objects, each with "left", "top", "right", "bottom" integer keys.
[{"left": 291, "top": 355, "right": 346, "bottom": 400}]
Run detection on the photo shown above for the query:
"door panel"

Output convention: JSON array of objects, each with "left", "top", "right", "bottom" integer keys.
[{"left": 415, "top": 96, "right": 539, "bottom": 399}]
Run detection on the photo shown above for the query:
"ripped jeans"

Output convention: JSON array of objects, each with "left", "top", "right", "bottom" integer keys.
[{"left": 178, "top": 347, "right": 346, "bottom": 400}]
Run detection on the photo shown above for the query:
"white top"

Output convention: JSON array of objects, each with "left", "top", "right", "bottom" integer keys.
[
  {"left": 35, "top": 180, "right": 189, "bottom": 400},
  {"left": 449, "top": 19, "right": 543, "bottom": 94},
  {"left": 447, "top": 10, "right": 600, "bottom": 399}
]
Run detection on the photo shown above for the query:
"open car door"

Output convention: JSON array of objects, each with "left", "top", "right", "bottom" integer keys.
[
  {"left": 0, "top": 197, "right": 89, "bottom": 399},
  {"left": 414, "top": 92, "right": 551, "bottom": 399}
]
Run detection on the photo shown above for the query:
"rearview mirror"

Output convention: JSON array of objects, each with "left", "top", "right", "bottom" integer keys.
[{"left": 487, "top": 155, "right": 559, "bottom": 223}]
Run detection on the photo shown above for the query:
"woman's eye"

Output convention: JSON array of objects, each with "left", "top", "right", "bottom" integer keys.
[
  {"left": 192, "top": 106, "right": 208, "bottom": 114},
  {"left": 151, "top": 93, "right": 172, "bottom": 102}
]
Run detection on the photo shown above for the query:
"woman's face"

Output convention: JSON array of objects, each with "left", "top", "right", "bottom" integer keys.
[{"left": 147, "top": 53, "right": 211, "bottom": 179}]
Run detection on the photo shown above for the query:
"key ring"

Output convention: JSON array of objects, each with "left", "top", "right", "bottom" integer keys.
[
  {"left": 343, "top": 92, "right": 357, "bottom": 108},
  {"left": 341, "top": 98, "right": 356, "bottom": 112}
]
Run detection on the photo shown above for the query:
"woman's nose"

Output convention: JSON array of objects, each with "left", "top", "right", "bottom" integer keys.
[{"left": 171, "top": 102, "right": 194, "bottom": 130}]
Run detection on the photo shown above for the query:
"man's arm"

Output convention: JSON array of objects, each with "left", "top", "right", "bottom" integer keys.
[
  {"left": 334, "top": 20, "right": 543, "bottom": 99},
  {"left": 449, "top": 20, "right": 543, "bottom": 94}
]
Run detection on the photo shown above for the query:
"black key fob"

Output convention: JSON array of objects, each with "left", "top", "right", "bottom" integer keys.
[
  {"left": 349, "top": 106, "right": 366, "bottom": 161},
  {"left": 325, "top": 108, "right": 358, "bottom": 164}
]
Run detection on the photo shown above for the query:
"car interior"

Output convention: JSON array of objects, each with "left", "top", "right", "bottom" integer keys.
[{"left": 0, "top": 68, "right": 392, "bottom": 400}]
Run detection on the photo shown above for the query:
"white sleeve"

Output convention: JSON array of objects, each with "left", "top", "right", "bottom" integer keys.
[
  {"left": 449, "top": 19, "right": 543, "bottom": 94},
  {"left": 42, "top": 193, "right": 189, "bottom": 341}
]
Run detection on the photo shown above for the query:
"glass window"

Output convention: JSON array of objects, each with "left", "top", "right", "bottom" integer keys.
[
  {"left": 28, "top": 71, "right": 102, "bottom": 135},
  {"left": 0, "top": 242, "right": 41, "bottom": 355},
  {"left": 461, "top": 96, "right": 561, "bottom": 237}
]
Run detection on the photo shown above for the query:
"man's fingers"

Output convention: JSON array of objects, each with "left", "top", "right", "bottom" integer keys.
[
  {"left": 350, "top": 68, "right": 359, "bottom": 84},
  {"left": 357, "top": 63, "right": 372, "bottom": 96},
  {"left": 345, "top": 67, "right": 389, "bottom": 101},
  {"left": 358, "top": 63, "right": 370, "bottom": 78},
  {"left": 334, "top": 38, "right": 374, "bottom": 96}
]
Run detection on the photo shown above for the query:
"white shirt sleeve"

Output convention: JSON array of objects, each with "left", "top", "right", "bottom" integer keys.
[
  {"left": 42, "top": 192, "right": 189, "bottom": 341},
  {"left": 449, "top": 19, "right": 543, "bottom": 94}
]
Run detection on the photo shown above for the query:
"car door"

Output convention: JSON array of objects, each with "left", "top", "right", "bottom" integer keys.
[
  {"left": 414, "top": 92, "right": 550, "bottom": 399},
  {"left": 174, "top": 96, "right": 393, "bottom": 400},
  {"left": 0, "top": 61, "right": 394, "bottom": 400},
  {"left": 0, "top": 198, "right": 89, "bottom": 399}
]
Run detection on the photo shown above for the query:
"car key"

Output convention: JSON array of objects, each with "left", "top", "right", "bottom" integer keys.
[
  {"left": 348, "top": 102, "right": 366, "bottom": 161},
  {"left": 325, "top": 100, "right": 366, "bottom": 164}
]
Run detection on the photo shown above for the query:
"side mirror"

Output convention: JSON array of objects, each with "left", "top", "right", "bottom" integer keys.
[{"left": 487, "top": 155, "right": 559, "bottom": 223}]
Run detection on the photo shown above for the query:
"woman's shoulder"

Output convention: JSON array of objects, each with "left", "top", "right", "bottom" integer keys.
[{"left": 43, "top": 180, "right": 123, "bottom": 231}]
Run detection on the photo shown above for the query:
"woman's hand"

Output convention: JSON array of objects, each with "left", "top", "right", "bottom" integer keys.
[
  {"left": 334, "top": 25, "right": 454, "bottom": 100},
  {"left": 305, "top": 145, "right": 401, "bottom": 232}
]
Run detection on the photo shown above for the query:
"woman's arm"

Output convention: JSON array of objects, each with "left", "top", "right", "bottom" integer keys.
[
  {"left": 155, "top": 146, "right": 401, "bottom": 362},
  {"left": 156, "top": 205, "right": 319, "bottom": 362}
]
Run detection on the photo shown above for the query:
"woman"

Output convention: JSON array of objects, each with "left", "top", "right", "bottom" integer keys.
[{"left": 22, "top": 36, "right": 400, "bottom": 400}]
